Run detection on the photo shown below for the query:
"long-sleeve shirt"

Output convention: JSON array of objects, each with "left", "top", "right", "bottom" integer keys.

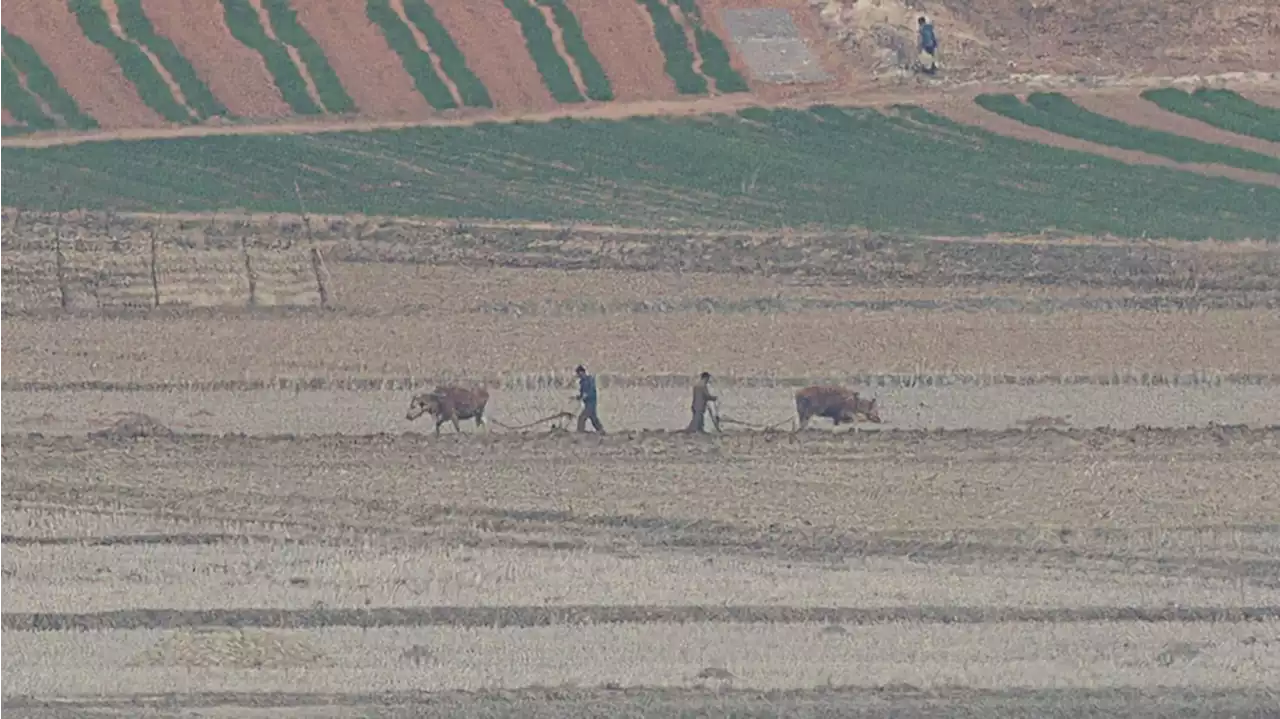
[
  {"left": 919, "top": 23, "right": 937, "bottom": 51},
  {"left": 691, "top": 380, "right": 717, "bottom": 413},
  {"left": 578, "top": 374, "right": 598, "bottom": 403}
]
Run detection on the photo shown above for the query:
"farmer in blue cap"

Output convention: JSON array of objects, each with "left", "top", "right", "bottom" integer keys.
[{"left": 918, "top": 16, "right": 938, "bottom": 74}]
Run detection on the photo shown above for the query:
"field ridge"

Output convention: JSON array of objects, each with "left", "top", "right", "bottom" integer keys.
[{"left": 8, "top": 604, "right": 1280, "bottom": 632}]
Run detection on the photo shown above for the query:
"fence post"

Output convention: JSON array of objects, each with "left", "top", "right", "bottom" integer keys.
[
  {"left": 149, "top": 227, "right": 161, "bottom": 309},
  {"left": 240, "top": 231, "right": 257, "bottom": 307}
]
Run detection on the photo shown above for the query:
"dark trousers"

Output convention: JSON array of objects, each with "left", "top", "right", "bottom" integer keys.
[
  {"left": 577, "top": 401, "right": 605, "bottom": 433},
  {"left": 687, "top": 409, "right": 708, "bottom": 433}
]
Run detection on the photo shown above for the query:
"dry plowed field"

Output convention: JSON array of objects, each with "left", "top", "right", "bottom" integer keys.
[{"left": 4, "top": 212, "right": 1280, "bottom": 717}]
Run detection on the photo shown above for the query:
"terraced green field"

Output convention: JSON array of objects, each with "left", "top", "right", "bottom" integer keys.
[
  {"left": 5, "top": 105, "right": 1278, "bottom": 240},
  {"left": 1141, "top": 87, "right": 1280, "bottom": 143},
  {"left": 976, "top": 92, "right": 1280, "bottom": 175},
  {"left": 2, "top": 29, "right": 99, "bottom": 135}
]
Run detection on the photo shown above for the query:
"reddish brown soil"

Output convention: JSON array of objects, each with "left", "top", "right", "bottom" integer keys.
[
  {"left": 2, "top": 108, "right": 19, "bottom": 124},
  {"left": 934, "top": 97, "right": 1280, "bottom": 188},
  {"left": 139, "top": 0, "right": 290, "bottom": 119},
  {"left": 428, "top": 0, "right": 556, "bottom": 112},
  {"left": 1069, "top": 93, "right": 1280, "bottom": 157},
  {"left": 1, "top": 0, "right": 164, "bottom": 128},
  {"left": 564, "top": 0, "right": 674, "bottom": 101},
  {"left": 290, "top": 0, "right": 432, "bottom": 118}
]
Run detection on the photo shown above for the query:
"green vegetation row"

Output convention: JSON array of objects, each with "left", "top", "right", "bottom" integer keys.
[
  {"left": 401, "top": 0, "right": 491, "bottom": 107},
  {"left": 2, "top": 29, "right": 99, "bottom": 131},
  {"left": 114, "top": 0, "right": 228, "bottom": 119},
  {"left": 68, "top": 0, "right": 192, "bottom": 123},
  {"left": 260, "top": 0, "right": 355, "bottom": 113},
  {"left": 5, "top": 104, "right": 1277, "bottom": 240},
  {"left": 366, "top": 0, "right": 491, "bottom": 109},
  {"left": 1141, "top": 87, "right": 1280, "bottom": 143},
  {"left": 366, "top": 0, "right": 456, "bottom": 109},
  {"left": 504, "top": 0, "right": 583, "bottom": 103},
  {"left": 975, "top": 92, "right": 1280, "bottom": 176},
  {"left": 3, "top": 54, "right": 56, "bottom": 133},
  {"left": 220, "top": 0, "right": 320, "bottom": 114},
  {"left": 535, "top": 0, "right": 612, "bottom": 101},
  {"left": 636, "top": 0, "right": 705, "bottom": 94},
  {"left": 671, "top": 0, "right": 748, "bottom": 93}
]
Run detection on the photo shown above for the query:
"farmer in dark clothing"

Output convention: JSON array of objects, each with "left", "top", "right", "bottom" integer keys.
[
  {"left": 917, "top": 16, "right": 938, "bottom": 74},
  {"left": 574, "top": 365, "right": 605, "bottom": 434},
  {"left": 687, "top": 372, "right": 718, "bottom": 433}
]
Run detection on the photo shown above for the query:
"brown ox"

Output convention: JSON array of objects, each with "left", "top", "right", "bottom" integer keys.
[
  {"left": 794, "top": 385, "right": 882, "bottom": 430},
  {"left": 406, "top": 385, "right": 490, "bottom": 435}
]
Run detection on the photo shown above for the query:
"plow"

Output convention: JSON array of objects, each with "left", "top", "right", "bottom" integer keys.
[{"left": 488, "top": 411, "right": 577, "bottom": 432}]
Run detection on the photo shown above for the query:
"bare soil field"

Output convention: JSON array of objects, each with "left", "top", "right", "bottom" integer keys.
[{"left": 5, "top": 212, "right": 1280, "bottom": 716}]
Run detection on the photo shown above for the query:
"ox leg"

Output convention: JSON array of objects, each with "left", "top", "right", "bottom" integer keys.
[
  {"left": 451, "top": 415, "right": 463, "bottom": 434},
  {"left": 475, "top": 409, "right": 486, "bottom": 432},
  {"left": 434, "top": 417, "right": 445, "bottom": 436}
]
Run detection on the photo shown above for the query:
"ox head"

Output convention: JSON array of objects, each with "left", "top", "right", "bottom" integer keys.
[{"left": 406, "top": 392, "right": 442, "bottom": 421}]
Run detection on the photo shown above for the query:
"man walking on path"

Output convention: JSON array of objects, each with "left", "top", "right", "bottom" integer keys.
[
  {"left": 574, "top": 365, "right": 605, "bottom": 434},
  {"left": 687, "top": 372, "right": 719, "bottom": 433},
  {"left": 917, "top": 16, "right": 938, "bottom": 74}
]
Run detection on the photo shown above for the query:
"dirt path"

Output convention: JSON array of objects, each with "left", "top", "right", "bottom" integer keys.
[
  {"left": 1, "top": 0, "right": 164, "bottom": 128},
  {"left": 427, "top": 1, "right": 554, "bottom": 112},
  {"left": 388, "top": 0, "right": 464, "bottom": 108},
  {"left": 934, "top": 98, "right": 1280, "bottom": 187},
  {"left": 289, "top": 0, "right": 430, "bottom": 118},
  {"left": 532, "top": 1, "right": 588, "bottom": 100},
  {"left": 6, "top": 76, "right": 1279, "bottom": 151},
  {"left": 1069, "top": 93, "right": 1280, "bottom": 157},
  {"left": 140, "top": 0, "right": 289, "bottom": 118},
  {"left": 99, "top": 0, "right": 195, "bottom": 120},
  {"left": 564, "top": 0, "right": 673, "bottom": 101},
  {"left": 245, "top": 0, "right": 324, "bottom": 111},
  {"left": 659, "top": 0, "right": 712, "bottom": 92}
]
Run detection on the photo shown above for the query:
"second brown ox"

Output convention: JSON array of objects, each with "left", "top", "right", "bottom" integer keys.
[
  {"left": 794, "top": 385, "right": 882, "bottom": 430},
  {"left": 406, "top": 385, "right": 490, "bottom": 435}
]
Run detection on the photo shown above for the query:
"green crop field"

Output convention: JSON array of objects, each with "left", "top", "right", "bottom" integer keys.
[
  {"left": 671, "top": 0, "right": 748, "bottom": 93},
  {"left": 4, "top": 105, "right": 1278, "bottom": 239},
  {"left": 220, "top": 0, "right": 322, "bottom": 115},
  {"left": 114, "top": 0, "right": 229, "bottom": 120},
  {"left": 536, "top": 0, "right": 613, "bottom": 102},
  {"left": 976, "top": 92, "right": 1280, "bottom": 176},
  {"left": 2, "top": 29, "right": 99, "bottom": 133},
  {"left": 400, "top": 0, "right": 491, "bottom": 108},
  {"left": 505, "top": 0, "right": 585, "bottom": 103},
  {"left": 260, "top": 0, "right": 356, "bottom": 114},
  {"left": 636, "top": 0, "right": 706, "bottom": 95},
  {"left": 68, "top": 0, "right": 193, "bottom": 123},
  {"left": 1142, "top": 88, "right": 1280, "bottom": 143}
]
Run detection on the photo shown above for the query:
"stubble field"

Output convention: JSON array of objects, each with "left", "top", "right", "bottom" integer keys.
[{"left": 4, "top": 214, "right": 1280, "bottom": 717}]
